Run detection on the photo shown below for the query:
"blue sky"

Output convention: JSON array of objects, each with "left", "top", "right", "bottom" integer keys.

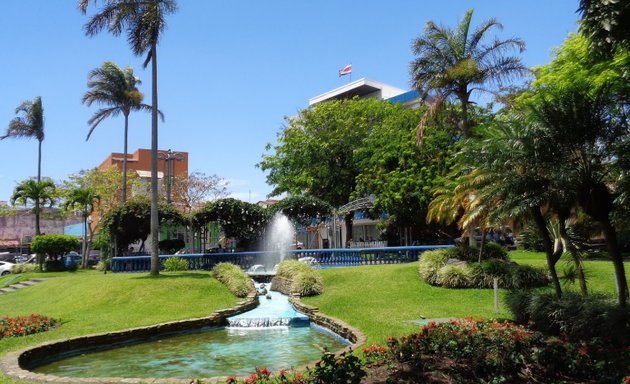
[{"left": 0, "top": 1, "right": 579, "bottom": 204}]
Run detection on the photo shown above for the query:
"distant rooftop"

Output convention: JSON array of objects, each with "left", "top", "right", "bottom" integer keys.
[{"left": 309, "top": 78, "right": 408, "bottom": 106}]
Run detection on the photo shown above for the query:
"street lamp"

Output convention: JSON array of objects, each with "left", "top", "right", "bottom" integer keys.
[{"left": 158, "top": 149, "right": 185, "bottom": 204}]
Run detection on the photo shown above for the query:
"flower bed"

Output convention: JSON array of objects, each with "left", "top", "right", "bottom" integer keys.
[
  {"left": 0, "top": 314, "right": 58, "bottom": 339},
  {"left": 362, "top": 318, "right": 630, "bottom": 383}
]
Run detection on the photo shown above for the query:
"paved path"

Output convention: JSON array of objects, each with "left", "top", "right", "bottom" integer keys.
[{"left": 0, "top": 278, "right": 53, "bottom": 295}]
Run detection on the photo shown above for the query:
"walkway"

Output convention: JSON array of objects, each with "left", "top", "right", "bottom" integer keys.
[{"left": 0, "top": 278, "right": 52, "bottom": 295}]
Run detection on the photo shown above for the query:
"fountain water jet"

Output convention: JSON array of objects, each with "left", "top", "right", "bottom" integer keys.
[{"left": 260, "top": 212, "right": 296, "bottom": 269}]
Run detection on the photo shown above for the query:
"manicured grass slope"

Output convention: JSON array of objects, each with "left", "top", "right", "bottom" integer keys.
[{"left": 0, "top": 270, "right": 237, "bottom": 375}]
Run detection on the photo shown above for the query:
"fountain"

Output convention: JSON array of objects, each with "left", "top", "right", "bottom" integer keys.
[
  {"left": 28, "top": 282, "right": 349, "bottom": 379},
  {"left": 261, "top": 213, "right": 296, "bottom": 269},
  {"left": 227, "top": 282, "right": 310, "bottom": 328}
]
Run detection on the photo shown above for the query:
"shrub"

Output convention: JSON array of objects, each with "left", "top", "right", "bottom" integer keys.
[
  {"left": 96, "top": 258, "right": 111, "bottom": 272},
  {"left": 158, "top": 238, "right": 185, "bottom": 255},
  {"left": 31, "top": 234, "right": 80, "bottom": 258},
  {"left": 418, "top": 249, "right": 448, "bottom": 285},
  {"left": 163, "top": 257, "right": 188, "bottom": 272},
  {"left": 275, "top": 260, "right": 312, "bottom": 279},
  {"left": 291, "top": 269, "right": 324, "bottom": 296},
  {"left": 0, "top": 314, "right": 58, "bottom": 339},
  {"left": 307, "top": 350, "right": 366, "bottom": 384},
  {"left": 383, "top": 318, "right": 627, "bottom": 383},
  {"left": 275, "top": 260, "right": 325, "bottom": 296},
  {"left": 519, "top": 227, "right": 544, "bottom": 251},
  {"left": 509, "top": 264, "right": 549, "bottom": 288},
  {"left": 505, "top": 291, "right": 630, "bottom": 346},
  {"left": 10, "top": 263, "right": 39, "bottom": 274},
  {"left": 482, "top": 241, "right": 509, "bottom": 260},
  {"left": 436, "top": 264, "right": 472, "bottom": 288},
  {"left": 212, "top": 262, "right": 253, "bottom": 298}
]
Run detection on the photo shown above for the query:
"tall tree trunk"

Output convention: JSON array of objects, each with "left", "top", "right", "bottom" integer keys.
[
  {"left": 478, "top": 228, "right": 487, "bottom": 263},
  {"left": 37, "top": 139, "right": 42, "bottom": 182},
  {"left": 458, "top": 91, "right": 471, "bottom": 139},
  {"left": 345, "top": 214, "right": 353, "bottom": 248},
  {"left": 82, "top": 213, "right": 89, "bottom": 269},
  {"left": 150, "top": 42, "right": 160, "bottom": 275},
  {"left": 600, "top": 218, "right": 628, "bottom": 307},
  {"left": 531, "top": 207, "right": 563, "bottom": 298},
  {"left": 557, "top": 216, "right": 588, "bottom": 296},
  {"left": 122, "top": 113, "right": 129, "bottom": 203}
]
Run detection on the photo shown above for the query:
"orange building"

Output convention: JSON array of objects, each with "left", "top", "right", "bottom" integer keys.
[{"left": 99, "top": 148, "right": 188, "bottom": 183}]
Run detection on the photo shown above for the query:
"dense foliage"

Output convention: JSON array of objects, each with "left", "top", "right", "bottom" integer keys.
[
  {"left": 31, "top": 234, "right": 80, "bottom": 258},
  {"left": 364, "top": 318, "right": 630, "bottom": 383},
  {"left": 418, "top": 247, "right": 548, "bottom": 289},
  {"left": 102, "top": 197, "right": 186, "bottom": 254},
  {"left": 193, "top": 198, "right": 266, "bottom": 250},
  {"left": 267, "top": 195, "right": 332, "bottom": 227},
  {"left": 506, "top": 290, "right": 630, "bottom": 346}
]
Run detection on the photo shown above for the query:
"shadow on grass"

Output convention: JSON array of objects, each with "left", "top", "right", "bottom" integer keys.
[{"left": 131, "top": 271, "right": 213, "bottom": 280}]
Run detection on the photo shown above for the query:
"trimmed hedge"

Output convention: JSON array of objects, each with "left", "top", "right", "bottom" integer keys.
[{"left": 212, "top": 262, "right": 253, "bottom": 298}]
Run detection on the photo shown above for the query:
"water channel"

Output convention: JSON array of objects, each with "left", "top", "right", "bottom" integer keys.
[{"left": 32, "top": 282, "right": 349, "bottom": 379}]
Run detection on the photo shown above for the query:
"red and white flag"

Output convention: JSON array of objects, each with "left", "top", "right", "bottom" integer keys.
[{"left": 338, "top": 64, "right": 352, "bottom": 77}]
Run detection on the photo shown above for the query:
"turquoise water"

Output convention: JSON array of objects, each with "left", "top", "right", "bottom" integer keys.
[
  {"left": 33, "top": 325, "right": 348, "bottom": 378},
  {"left": 32, "top": 282, "right": 349, "bottom": 379}
]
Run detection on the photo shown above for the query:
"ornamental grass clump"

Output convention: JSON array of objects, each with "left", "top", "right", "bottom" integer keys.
[
  {"left": 275, "top": 260, "right": 324, "bottom": 296},
  {"left": 163, "top": 256, "right": 188, "bottom": 272},
  {"left": 212, "top": 262, "right": 253, "bottom": 298},
  {"left": 0, "top": 314, "right": 58, "bottom": 339},
  {"left": 419, "top": 248, "right": 548, "bottom": 289},
  {"left": 418, "top": 249, "right": 448, "bottom": 285}
]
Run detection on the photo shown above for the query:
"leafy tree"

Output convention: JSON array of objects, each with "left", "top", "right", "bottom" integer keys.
[
  {"left": 68, "top": 167, "right": 139, "bottom": 230},
  {"left": 62, "top": 186, "right": 100, "bottom": 268},
  {"left": 268, "top": 195, "right": 333, "bottom": 227},
  {"left": 82, "top": 61, "right": 159, "bottom": 202},
  {"left": 2, "top": 96, "right": 45, "bottom": 181},
  {"left": 410, "top": 8, "right": 528, "bottom": 140},
  {"left": 192, "top": 198, "right": 266, "bottom": 251},
  {"left": 80, "top": 0, "right": 178, "bottom": 275},
  {"left": 520, "top": 33, "right": 629, "bottom": 306},
  {"left": 31, "top": 234, "right": 80, "bottom": 271},
  {"left": 102, "top": 197, "right": 186, "bottom": 255},
  {"left": 260, "top": 97, "right": 404, "bottom": 238},
  {"left": 578, "top": 0, "right": 630, "bottom": 59},
  {"left": 10, "top": 178, "right": 56, "bottom": 237},
  {"left": 354, "top": 105, "right": 457, "bottom": 244}
]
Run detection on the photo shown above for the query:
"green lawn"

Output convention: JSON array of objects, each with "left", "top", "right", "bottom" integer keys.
[
  {"left": 302, "top": 251, "right": 628, "bottom": 345},
  {"left": 0, "top": 251, "right": 626, "bottom": 383}
]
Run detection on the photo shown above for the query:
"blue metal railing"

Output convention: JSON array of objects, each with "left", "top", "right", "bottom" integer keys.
[{"left": 110, "top": 245, "right": 453, "bottom": 273}]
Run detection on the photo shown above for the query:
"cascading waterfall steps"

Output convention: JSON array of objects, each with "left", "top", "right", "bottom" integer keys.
[{"left": 226, "top": 282, "right": 311, "bottom": 328}]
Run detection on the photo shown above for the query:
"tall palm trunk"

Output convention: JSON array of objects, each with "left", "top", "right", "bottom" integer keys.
[
  {"left": 557, "top": 216, "right": 588, "bottom": 296},
  {"left": 600, "top": 218, "right": 628, "bottom": 307},
  {"left": 122, "top": 113, "right": 129, "bottom": 202},
  {"left": 532, "top": 207, "right": 562, "bottom": 298},
  {"left": 37, "top": 139, "right": 42, "bottom": 182},
  {"left": 82, "top": 212, "right": 89, "bottom": 269},
  {"left": 150, "top": 42, "right": 160, "bottom": 275}
]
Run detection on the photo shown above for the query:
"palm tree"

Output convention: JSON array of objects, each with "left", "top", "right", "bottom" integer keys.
[
  {"left": 82, "top": 61, "right": 160, "bottom": 202},
  {"left": 11, "top": 178, "right": 56, "bottom": 237},
  {"left": 2, "top": 97, "right": 45, "bottom": 181},
  {"left": 410, "top": 9, "right": 528, "bottom": 140},
  {"left": 63, "top": 187, "right": 100, "bottom": 268},
  {"left": 80, "top": 0, "right": 178, "bottom": 275}
]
